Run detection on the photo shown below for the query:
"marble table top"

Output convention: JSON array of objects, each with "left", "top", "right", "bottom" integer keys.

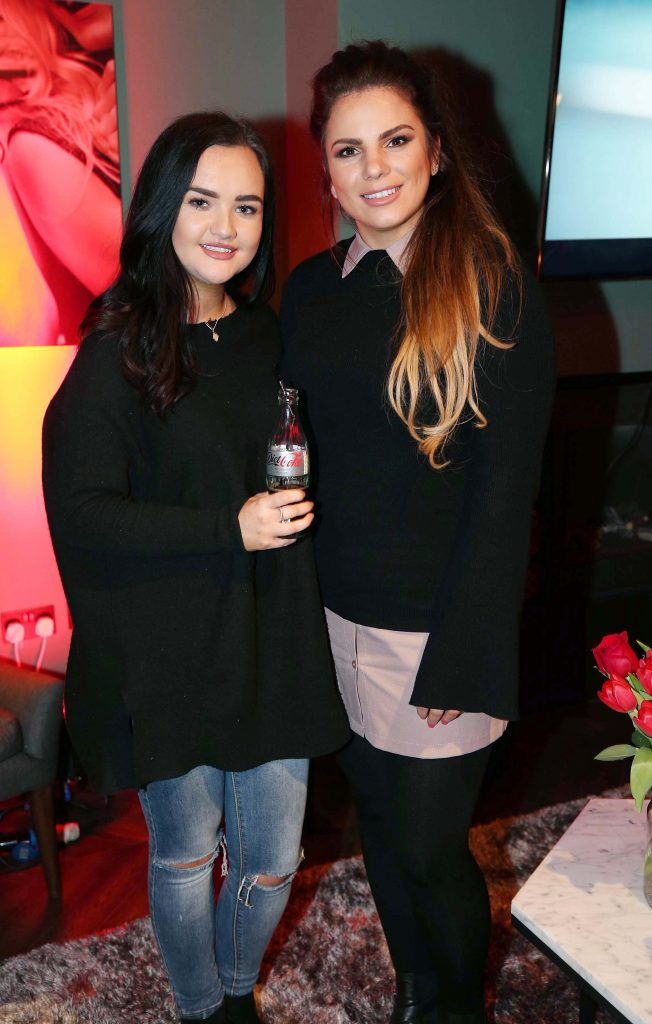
[{"left": 512, "top": 798, "right": 652, "bottom": 1023}]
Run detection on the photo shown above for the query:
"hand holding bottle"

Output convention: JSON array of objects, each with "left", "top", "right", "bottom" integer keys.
[{"left": 238, "top": 489, "right": 314, "bottom": 551}]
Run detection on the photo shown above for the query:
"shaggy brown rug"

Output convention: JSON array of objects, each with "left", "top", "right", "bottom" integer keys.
[{"left": 0, "top": 795, "right": 625, "bottom": 1023}]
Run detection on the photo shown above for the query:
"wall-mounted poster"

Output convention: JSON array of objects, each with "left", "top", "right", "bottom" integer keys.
[{"left": 0, "top": 0, "right": 122, "bottom": 346}]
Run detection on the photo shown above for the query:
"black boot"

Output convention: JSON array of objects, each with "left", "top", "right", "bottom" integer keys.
[
  {"left": 437, "top": 1007, "right": 486, "bottom": 1024},
  {"left": 390, "top": 972, "right": 439, "bottom": 1023},
  {"left": 180, "top": 1004, "right": 227, "bottom": 1024},
  {"left": 224, "top": 992, "right": 262, "bottom": 1024}
]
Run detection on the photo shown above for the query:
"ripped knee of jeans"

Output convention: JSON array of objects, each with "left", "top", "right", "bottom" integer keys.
[
  {"left": 155, "top": 838, "right": 220, "bottom": 873},
  {"left": 218, "top": 833, "right": 228, "bottom": 877},
  {"left": 236, "top": 847, "right": 304, "bottom": 908}
]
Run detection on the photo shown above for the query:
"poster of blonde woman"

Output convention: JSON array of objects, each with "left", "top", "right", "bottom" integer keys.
[{"left": 0, "top": 0, "right": 122, "bottom": 346}]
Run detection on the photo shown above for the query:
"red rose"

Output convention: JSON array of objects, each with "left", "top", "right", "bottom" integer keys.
[
  {"left": 593, "top": 632, "right": 639, "bottom": 677},
  {"left": 639, "top": 660, "right": 652, "bottom": 696},
  {"left": 597, "top": 676, "right": 637, "bottom": 713},
  {"left": 635, "top": 700, "right": 652, "bottom": 736}
]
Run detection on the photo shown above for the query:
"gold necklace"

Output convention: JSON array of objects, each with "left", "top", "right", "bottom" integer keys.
[{"left": 203, "top": 295, "right": 230, "bottom": 342}]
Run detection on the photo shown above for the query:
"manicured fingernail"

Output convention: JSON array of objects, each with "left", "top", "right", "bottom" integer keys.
[{"left": 427, "top": 722, "right": 435, "bottom": 728}]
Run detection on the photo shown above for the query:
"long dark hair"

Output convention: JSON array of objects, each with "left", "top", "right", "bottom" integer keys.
[
  {"left": 311, "top": 41, "right": 519, "bottom": 467},
  {"left": 83, "top": 111, "right": 276, "bottom": 416}
]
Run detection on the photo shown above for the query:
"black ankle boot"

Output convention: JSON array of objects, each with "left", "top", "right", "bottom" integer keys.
[
  {"left": 180, "top": 1004, "right": 226, "bottom": 1024},
  {"left": 224, "top": 992, "right": 262, "bottom": 1024},
  {"left": 437, "top": 1007, "right": 487, "bottom": 1024},
  {"left": 390, "top": 972, "right": 439, "bottom": 1023}
]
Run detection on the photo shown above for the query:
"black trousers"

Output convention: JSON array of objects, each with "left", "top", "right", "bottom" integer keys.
[{"left": 338, "top": 733, "right": 491, "bottom": 1015}]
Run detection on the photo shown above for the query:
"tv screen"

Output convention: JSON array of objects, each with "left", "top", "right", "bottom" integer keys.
[{"left": 538, "top": 0, "right": 652, "bottom": 280}]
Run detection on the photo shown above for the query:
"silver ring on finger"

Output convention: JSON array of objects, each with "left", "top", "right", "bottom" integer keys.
[{"left": 278, "top": 505, "right": 288, "bottom": 524}]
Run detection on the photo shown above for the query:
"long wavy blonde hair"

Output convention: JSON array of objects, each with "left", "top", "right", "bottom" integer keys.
[
  {"left": 0, "top": 0, "right": 119, "bottom": 192},
  {"left": 311, "top": 41, "right": 521, "bottom": 467}
]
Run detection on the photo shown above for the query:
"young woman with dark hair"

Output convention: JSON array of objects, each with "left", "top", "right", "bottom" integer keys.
[
  {"left": 43, "top": 110, "right": 348, "bottom": 1024},
  {"left": 280, "top": 41, "right": 555, "bottom": 1024}
]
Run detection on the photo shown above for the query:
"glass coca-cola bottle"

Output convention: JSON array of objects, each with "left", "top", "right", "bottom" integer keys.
[{"left": 266, "top": 384, "right": 310, "bottom": 491}]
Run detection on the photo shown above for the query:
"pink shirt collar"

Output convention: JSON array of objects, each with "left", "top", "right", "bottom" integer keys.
[{"left": 341, "top": 228, "right": 414, "bottom": 278}]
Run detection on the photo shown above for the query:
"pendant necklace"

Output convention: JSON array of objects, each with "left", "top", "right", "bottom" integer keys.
[{"left": 203, "top": 295, "right": 230, "bottom": 342}]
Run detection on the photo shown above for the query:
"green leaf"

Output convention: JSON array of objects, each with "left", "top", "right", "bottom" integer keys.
[
  {"left": 630, "top": 747, "right": 652, "bottom": 811},
  {"left": 632, "top": 730, "right": 652, "bottom": 749},
  {"left": 629, "top": 678, "right": 648, "bottom": 698},
  {"left": 637, "top": 640, "right": 651, "bottom": 653},
  {"left": 595, "top": 744, "right": 637, "bottom": 761},
  {"left": 627, "top": 672, "right": 649, "bottom": 693}
]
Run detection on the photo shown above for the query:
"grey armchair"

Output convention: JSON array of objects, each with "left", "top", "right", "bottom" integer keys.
[{"left": 0, "top": 659, "right": 64, "bottom": 899}]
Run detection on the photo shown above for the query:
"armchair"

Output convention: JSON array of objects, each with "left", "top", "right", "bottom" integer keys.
[{"left": 0, "top": 659, "right": 64, "bottom": 899}]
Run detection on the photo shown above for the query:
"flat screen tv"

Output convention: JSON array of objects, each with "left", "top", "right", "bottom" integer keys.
[{"left": 538, "top": 0, "right": 652, "bottom": 280}]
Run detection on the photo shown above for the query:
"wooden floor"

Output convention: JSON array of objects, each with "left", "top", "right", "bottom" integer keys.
[{"left": 0, "top": 699, "right": 628, "bottom": 962}]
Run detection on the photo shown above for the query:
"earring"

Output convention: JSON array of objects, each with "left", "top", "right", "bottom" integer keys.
[{"left": 330, "top": 183, "right": 337, "bottom": 199}]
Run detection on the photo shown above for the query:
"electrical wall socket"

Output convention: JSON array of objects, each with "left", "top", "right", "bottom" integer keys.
[{"left": 1, "top": 606, "right": 56, "bottom": 642}]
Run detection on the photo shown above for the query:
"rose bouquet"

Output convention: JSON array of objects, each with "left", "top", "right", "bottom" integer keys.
[{"left": 594, "top": 632, "right": 652, "bottom": 810}]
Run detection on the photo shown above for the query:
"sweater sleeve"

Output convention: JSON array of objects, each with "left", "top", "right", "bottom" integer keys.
[
  {"left": 410, "top": 269, "right": 556, "bottom": 719},
  {"left": 42, "top": 334, "right": 243, "bottom": 558}
]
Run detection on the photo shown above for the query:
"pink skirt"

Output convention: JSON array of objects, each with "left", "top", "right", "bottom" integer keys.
[{"left": 325, "top": 607, "right": 508, "bottom": 759}]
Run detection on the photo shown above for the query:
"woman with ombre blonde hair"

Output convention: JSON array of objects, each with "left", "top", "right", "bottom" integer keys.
[{"left": 280, "top": 40, "right": 555, "bottom": 1024}]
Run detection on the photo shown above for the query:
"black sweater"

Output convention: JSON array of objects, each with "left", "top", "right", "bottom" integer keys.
[
  {"left": 42, "top": 306, "right": 349, "bottom": 794},
  {"left": 280, "top": 246, "right": 555, "bottom": 720}
]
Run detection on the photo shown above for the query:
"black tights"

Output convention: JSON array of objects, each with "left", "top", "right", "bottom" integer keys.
[{"left": 338, "top": 734, "right": 491, "bottom": 1016}]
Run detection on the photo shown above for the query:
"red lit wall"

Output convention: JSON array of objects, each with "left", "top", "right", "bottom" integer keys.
[
  {"left": 0, "top": 347, "right": 76, "bottom": 670},
  {"left": 284, "top": 0, "right": 338, "bottom": 269}
]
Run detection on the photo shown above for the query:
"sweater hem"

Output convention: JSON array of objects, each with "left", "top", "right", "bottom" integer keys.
[{"left": 129, "top": 730, "right": 352, "bottom": 793}]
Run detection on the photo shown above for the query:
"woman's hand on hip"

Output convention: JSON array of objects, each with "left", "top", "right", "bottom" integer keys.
[
  {"left": 416, "top": 706, "right": 463, "bottom": 728},
  {"left": 238, "top": 489, "right": 314, "bottom": 551}
]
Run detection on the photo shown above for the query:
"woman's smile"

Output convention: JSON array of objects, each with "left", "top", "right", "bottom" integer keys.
[
  {"left": 200, "top": 242, "right": 239, "bottom": 260},
  {"left": 360, "top": 183, "right": 403, "bottom": 204}
]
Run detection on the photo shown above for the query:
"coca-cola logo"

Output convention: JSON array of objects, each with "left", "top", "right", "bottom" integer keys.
[{"left": 267, "top": 451, "right": 305, "bottom": 469}]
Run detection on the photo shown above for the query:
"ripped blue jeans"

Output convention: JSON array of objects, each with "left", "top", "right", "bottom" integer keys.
[{"left": 139, "top": 760, "right": 308, "bottom": 1021}]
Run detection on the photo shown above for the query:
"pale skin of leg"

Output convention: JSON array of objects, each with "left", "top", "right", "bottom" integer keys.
[{"left": 167, "top": 852, "right": 288, "bottom": 886}]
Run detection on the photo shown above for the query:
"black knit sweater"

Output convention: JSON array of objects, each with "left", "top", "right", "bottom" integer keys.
[
  {"left": 280, "top": 245, "right": 555, "bottom": 720},
  {"left": 42, "top": 306, "right": 349, "bottom": 794}
]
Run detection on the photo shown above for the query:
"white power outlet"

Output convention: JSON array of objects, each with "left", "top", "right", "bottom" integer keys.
[{"left": 1, "top": 605, "right": 56, "bottom": 643}]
